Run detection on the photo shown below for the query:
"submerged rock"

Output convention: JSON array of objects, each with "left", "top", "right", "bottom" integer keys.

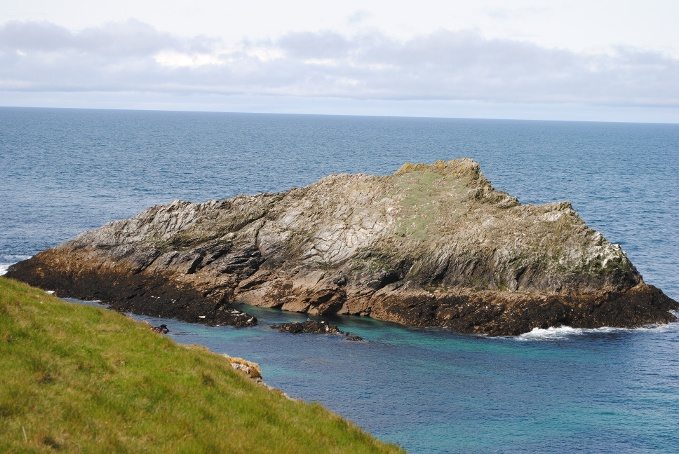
[
  {"left": 271, "top": 320, "right": 363, "bottom": 340},
  {"left": 7, "top": 158, "right": 678, "bottom": 335}
]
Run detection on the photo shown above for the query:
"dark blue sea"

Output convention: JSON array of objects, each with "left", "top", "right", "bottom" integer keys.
[{"left": 2, "top": 107, "right": 678, "bottom": 453}]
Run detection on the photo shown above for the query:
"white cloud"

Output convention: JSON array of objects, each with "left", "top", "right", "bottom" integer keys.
[
  {"left": 1, "top": 19, "right": 679, "bottom": 115},
  {"left": 346, "top": 10, "right": 372, "bottom": 25},
  {"left": 154, "top": 51, "right": 224, "bottom": 68}
]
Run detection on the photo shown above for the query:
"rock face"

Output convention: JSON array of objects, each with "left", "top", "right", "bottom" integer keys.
[{"left": 8, "top": 158, "right": 677, "bottom": 335}]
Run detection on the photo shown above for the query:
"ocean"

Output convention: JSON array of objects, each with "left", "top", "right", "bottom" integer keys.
[{"left": 2, "top": 107, "right": 678, "bottom": 453}]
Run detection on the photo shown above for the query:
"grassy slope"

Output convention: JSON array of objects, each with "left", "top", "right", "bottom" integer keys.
[{"left": 0, "top": 277, "right": 401, "bottom": 453}]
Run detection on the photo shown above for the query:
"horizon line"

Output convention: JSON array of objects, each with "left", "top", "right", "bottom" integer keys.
[{"left": 1, "top": 104, "right": 678, "bottom": 126}]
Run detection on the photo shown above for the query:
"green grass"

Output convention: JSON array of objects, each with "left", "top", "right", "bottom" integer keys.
[
  {"left": 0, "top": 277, "right": 402, "bottom": 453},
  {"left": 392, "top": 169, "right": 465, "bottom": 240}
]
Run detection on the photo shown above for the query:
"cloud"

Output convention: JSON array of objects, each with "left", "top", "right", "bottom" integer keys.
[
  {"left": 1, "top": 20, "right": 679, "bottom": 109},
  {"left": 277, "top": 31, "right": 351, "bottom": 59},
  {"left": 0, "top": 20, "right": 214, "bottom": 56},
  {"left": 346, "top": 10, "right": 372, "bottom": 25}
]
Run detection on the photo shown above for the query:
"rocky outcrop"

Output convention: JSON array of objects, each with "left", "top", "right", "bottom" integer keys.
[
  {"left": 272, "top": 320, "right": 363, "bottom": 340},
  {"left": 8, "top": 158, "right": 677, "bottom": 335},
  {"left": 223, "top": 355, "right": 263, "bottom": 381},
  {"left": 222, "top": 355, "right": 293, "bottom": 399}
]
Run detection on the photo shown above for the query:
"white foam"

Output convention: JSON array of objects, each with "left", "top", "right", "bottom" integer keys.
[
  {"left": 516, "top": 320, "right": 678, "bottom": 341},
  {"left": 518, "top": 326, "right": 587, "bottom": 340},
  {"left": 0, "top": 255, "right": 32, "bottom": 276}
]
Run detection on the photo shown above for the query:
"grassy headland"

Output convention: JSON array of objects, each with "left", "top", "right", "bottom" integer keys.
[{"left": 0, "top": 277, "right": 401, "bottom": 453}]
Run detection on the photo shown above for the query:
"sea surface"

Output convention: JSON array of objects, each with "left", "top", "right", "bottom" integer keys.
[{"left": 2, "top": 107, "right": 678, "bottom": 453}]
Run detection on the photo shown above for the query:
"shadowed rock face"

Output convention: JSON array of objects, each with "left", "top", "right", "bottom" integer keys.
[{"left": 8, "top": 158, "right": 677, "bottom": 335}]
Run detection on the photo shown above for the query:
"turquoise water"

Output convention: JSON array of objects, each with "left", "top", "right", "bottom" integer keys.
[
  {"left": 78, "top": 302, "right": 679, "bottom": 453},
  {"left": 2, "top": 107, "right": 679, "bottom": 452}
]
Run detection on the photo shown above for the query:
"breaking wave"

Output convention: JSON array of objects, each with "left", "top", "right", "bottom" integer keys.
[
  {"left": 0, "top": 255, "right": 31, "bottom": 276},
  {"left": 516, "top": 317, "right": 679, "bottom": 341}
]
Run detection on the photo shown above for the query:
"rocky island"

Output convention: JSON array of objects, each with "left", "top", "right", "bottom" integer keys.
[{"left": 8, "top": 158, "right": 677, "bottom": 335}]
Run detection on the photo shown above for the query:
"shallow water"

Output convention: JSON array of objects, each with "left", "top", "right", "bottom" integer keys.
[{"left": 2, "top": 107, "right": 678, "bottom": 452}]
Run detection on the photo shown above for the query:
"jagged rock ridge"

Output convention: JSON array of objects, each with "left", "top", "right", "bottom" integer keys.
[{"left": 8, "top": 158, "right": 677, "bottom": 335}]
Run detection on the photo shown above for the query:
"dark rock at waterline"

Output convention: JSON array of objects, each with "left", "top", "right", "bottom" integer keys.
[
  {"left": 7, "top": 158, "right": 678, "bottom": 334},
  {"left": 8, "top": 265, "right": 257, "bottom": 328},
  {"left": 271, "top": 321, "right": 363, "bottom": 341},
  {"left": 152, "top": 324, "right": 169, "bottom": 334}
]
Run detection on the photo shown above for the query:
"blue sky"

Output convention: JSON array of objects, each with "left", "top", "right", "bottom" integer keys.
[{"left": 1, "top": 0, "right": 678, "bottom": 122}]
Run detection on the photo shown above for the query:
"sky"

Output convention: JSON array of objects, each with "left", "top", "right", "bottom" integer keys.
[{"left": 1, "top": 0, "right": 679, "bottom": 122}]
